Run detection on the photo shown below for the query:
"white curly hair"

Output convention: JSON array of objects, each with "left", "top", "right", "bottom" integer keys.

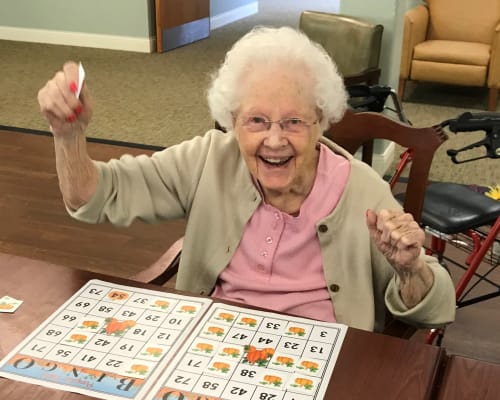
[{"left": 207, "top": 26, "right": 348, "bottom": 132}]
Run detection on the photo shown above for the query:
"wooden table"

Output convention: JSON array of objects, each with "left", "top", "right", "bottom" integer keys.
[
  {"left": 0, "top": 253, "right": 446, "bottom": 400},
  {"left": 0, "top": 128, "right": 186, "bottom": 278},
  {"left": 436, "top": 355, "right": 500, "bottom": 400}
]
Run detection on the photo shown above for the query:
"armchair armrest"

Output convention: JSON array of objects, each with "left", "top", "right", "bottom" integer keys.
[
  {"left": 130, "top": 237, "right": 183, "bottom": 285},
  {"left": 487, "top": 21, "right": 500, "bottom": 87},
  {"left": 400, "top": 5, "right": 429, "bottom": 79}
]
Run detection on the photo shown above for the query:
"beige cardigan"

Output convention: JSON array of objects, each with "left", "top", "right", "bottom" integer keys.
[{"left": 71, "top": 130, "right": 456, "bottom": 332}]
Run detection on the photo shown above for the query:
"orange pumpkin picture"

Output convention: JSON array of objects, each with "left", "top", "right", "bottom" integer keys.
[
  {"left": 179, "top": 305, "right": 196, "bottom": 314},
  {"left": 80, "top": 320, "right": 99, "bottom": 329},
  {"left": 194, "top": 343, "right": 214, "bottom": 353},
  {"left": 142, "top": 347, "right": 163, "bottom": 357},
  {"left": 238, "top": 317, "right": 257, "bottom": 327},
  {"left": 243, "top": 346, "right": 274, "bottom": 366},
  {"left": 221, "top": 347, "right": 240, "bottom": 358},
  {"left": 261, "top": 375, "right": 283, "bottom": 387},
  {"left": 299, "top": 360, "right": 319, "bottom": 372},
  {"left": 216, "top": 312, "right": 235, "bottom": 322},
  {"left": 286, "top": 326, "right": 306, "bottom": 336},
  {"left": 209, "top": 362, "right": 231, "bottom": 373},
  {"left": 103, "top": 318, "right": 136, "bottom": 336},
  {"left": 273, "top": 356, "right": 295, "bottom": 367},
  {"left": 153, "top": 300, "right": 170, "bottom": 309},
  {"left": 206, "top": 326, "right": 224, "bottom": 336},
  {"left": 128, "top": 364, "right": 149, "bottom": 375},
  {"left": 68, "top": 334, "right": 87, "bottom": 344},
  {"left": 292, "top": 377, "right": 314, "bottom": 390}
]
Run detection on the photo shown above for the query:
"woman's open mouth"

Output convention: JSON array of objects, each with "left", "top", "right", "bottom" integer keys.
[{"left": 259, "top": 155, "right": 294, "bottom": 167}]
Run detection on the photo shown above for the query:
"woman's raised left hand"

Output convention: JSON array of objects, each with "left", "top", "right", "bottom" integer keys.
[
  {"left": 365, "top": 208, "right": 434, "bottom": 307},
  {"left": 365, "top": 208, "right": 424, "bottom": 273}
]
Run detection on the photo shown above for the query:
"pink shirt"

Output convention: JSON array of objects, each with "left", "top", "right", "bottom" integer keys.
[{"left": 212, "top": 144, "right": 351, "bottom": 321}]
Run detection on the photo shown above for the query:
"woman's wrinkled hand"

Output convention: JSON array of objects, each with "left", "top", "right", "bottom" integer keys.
[
  {"left": 37, "top": 61, "right": 93, "bottom": 138},
  {"left": 366, "top": 208, "right": 435, "bottom": 307},
  {"left": 365, "top": 208, "right": 425, "bottom": 274}
]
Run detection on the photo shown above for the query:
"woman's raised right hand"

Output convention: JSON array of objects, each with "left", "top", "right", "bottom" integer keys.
[{"left": 37, "top": 61, "right": 93, "bottom": 138}]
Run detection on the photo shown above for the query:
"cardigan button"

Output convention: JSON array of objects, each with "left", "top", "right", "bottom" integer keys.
[
  {"left": 329, "top": 284, "right": 340, "bottom": 292},
  {"left": 318, "top": 224, "right": 328, "bottom": 233},
  {"left": 199, "top": 289, "right": 206, "bottom": 295}
]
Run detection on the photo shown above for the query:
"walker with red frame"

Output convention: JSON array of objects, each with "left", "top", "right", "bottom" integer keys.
[
  {"left": 347, "top": 85, "right": 500, "bottom": 346},
  {"left": 417, "top": 112, "right": 500, "bottom": 345}
]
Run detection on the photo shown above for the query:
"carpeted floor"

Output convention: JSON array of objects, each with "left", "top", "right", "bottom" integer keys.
[{"left": 0, "top": 0, "right": 498, "bottom": 186}]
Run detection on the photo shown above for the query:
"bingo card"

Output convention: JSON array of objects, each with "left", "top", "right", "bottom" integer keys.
[
  {"left": 0, "top": 279, "right": 212, "bottom": 400},
  {"left": 148, "top": 303, "right": 347, "bottom": 400}
]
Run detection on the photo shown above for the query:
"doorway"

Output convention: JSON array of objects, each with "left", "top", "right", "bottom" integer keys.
[{"left": 155, "top": 0, "right": 210, "bottom": 52}]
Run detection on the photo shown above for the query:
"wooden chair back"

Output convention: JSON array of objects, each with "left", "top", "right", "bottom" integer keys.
[{"left": 326, "top": 109, "right": 448, "bottom": 222}]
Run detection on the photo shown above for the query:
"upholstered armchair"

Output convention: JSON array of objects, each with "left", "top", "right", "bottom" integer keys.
[
  {"left": 399, "top": 0, "right": 500, "bottom": 111},
  {"left": 299, "top": 11, "right": 384, "bottom": 85}
]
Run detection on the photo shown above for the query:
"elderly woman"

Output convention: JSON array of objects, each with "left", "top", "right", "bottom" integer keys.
[{"left": 37, "top": 26, "right": 455, "bottom": 332}]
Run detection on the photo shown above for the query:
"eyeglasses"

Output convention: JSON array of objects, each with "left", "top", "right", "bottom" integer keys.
[{"left": 240, "top": 115, "right": 319, "bottom": 133}]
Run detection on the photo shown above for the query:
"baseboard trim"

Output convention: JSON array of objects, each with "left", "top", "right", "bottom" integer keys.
[
  {"left": 373, "top": 141, "right": 395, "bottom": 177},
  {"left": 0, "top": 26, "right": 154, "bottom": 53},
  {"left": 354, "top": 142, "right": 395, "bottom": 177},
  {"left": 210, "top": 2, "right": 259, "bottom": 30}
]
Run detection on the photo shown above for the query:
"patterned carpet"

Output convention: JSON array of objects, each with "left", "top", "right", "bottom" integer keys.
[{"left": 0, "top": 0, "right": 498, "bottom": 186}]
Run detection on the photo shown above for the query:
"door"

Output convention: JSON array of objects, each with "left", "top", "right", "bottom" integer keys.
[{"left": 155, "top": 0, "right": 210, "bottom": 53}]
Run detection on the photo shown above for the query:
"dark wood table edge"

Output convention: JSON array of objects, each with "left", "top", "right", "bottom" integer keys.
[{"left": 0, "top": 125, "right": 166, "bottom": 152}]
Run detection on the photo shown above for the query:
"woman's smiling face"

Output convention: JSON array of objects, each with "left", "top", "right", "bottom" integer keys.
[{"left": 234, "top": 63, "right": 322, "bottom": 199}]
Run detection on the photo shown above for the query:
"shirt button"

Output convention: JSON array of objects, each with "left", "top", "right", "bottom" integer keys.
[
  {"left": 274, "top": 212, "right": 280, "bottom": 220},
  {"left": 265, "top": 236, "right": 273, "bottom": 244},
  {"left": 329, "top": 284, "right": 340, "bottom": 292},
  {"left": 318, "top": 224, "right": 328, "bottom": 233},
  {"left": 261, "top": 251, "right": 268, "bottom": 257}
]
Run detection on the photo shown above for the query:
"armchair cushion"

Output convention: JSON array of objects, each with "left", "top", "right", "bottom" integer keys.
[
  {"left": 413, "top": 41, "right": 491, "bottom": 66},
  {"left": 411, "top": 61, "right": 487, "bottom": 86}
]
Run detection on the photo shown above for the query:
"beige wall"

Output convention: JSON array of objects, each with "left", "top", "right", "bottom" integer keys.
[{"left": 0, "top": 0, "right": 258, "bottom": 52}]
